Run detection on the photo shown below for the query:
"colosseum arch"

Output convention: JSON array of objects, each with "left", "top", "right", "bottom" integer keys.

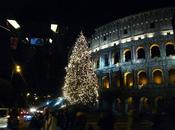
[
  {"left": 166, "top": 42, "right": 175, "bottom": 56},
  {"left": 139, "top": 97, "right": 150, "bottom": 113},
  {"left": 125, "top": 97, "right": 134, "bottom": 113},
  {"left": 123, "top": 49, "right": 131, "bottom": 62},
  {"left": 137, "top": 71, "right": 148, "bottom": 87},
  {"left": 124, "top": 72, "right": 134, "bottom": 88},
  {"left": 112, "top": 51, "right": 120, "bottom": 64},
  {"left": 168, "top": 68, "right": 175, "bottom": 85},
  {"left": 136, "top": 46, "right": 145, "bottom": 59},
  {"left": 152, "top": 69, "right": 163, "bottom": 85},
  {"left": 150, "top": 44, "right": 160, "bottom": 58},
  {"left": 115, "top": 72, "right": 121, "bottom": 87},
  {"left": 102, "top": 76, "right": 110, "bottom": 89}
]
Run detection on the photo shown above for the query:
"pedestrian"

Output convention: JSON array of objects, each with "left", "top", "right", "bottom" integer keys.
[
  {"left": 47, "top": 111, "right": 60, "bottom": 130},
  {"left": 42, "top": 108, "right": 49, "bottom": 130}
]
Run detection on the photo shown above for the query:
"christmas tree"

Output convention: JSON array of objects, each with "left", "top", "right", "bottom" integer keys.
[{"left": 62, "top": 32, "right": 99, "bottom": 106}]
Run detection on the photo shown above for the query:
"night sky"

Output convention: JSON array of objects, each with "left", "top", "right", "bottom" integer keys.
[{"left": 0, "top": 0, "right": 175, "bottom": 98}]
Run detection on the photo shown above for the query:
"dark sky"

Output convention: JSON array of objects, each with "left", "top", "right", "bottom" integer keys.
[
  {"left": 0, "top": 0, "right": 175, "bottom": 97},
  {"left": 1, "top": 0, "right": 175, "bottom": 36}
]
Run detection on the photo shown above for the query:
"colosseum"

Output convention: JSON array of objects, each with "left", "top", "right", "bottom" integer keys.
[{"left": 90, "top": 7, "right": 175, "bottom": 114}]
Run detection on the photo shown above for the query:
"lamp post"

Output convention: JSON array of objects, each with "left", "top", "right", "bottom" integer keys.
[{"left": 15, "top": 65, "right": 21, "bottom": 73}]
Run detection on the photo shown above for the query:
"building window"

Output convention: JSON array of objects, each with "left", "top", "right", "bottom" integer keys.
[
  {"left": 123, "top": 29, "right": 128, "bottom": 34},
  {"left": 103, "top": 76, "right": 110, "bottom": 89},
  {"left": 124, "top": 49, "right": 131, "bottom": 62},
  {"left": 150, "top": 45, "right": 160, "bottom": 58},
  {"left": 138, "top": 71, "right": 148, "bottom": 87},
  {"left": 140, "top": 97, "right": 149, "bottom": 112},
  {"left": 126, "top": 97, "right": 134, "bottom": 113},
  {"left": 124, "top": 72, "right": 133, "bottom": 88},
  {"left": 114, "top": 52, "right": 120, "bottom": 64},
  {"left": 137, "top": 47, "right": 145, "bottom": 59},
  {"left": 150, "top": 22, "right": 155, "bottom": 28},
  {"left": 168, "top": 69, "right": 175, "bottom": 85},
  {"left": 153, "top": 69, "right": 163, "bottom": 85},
  {"left": 104, "top": 54, "right": 109, "bottom": 66},
  {"left": 166, "top": 43, "right": 175, "bottom": 56},
  {"left": 103, "top": 36, "right": 107, "bottom": 41}
]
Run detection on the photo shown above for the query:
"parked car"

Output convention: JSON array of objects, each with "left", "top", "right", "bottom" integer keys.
[{"left": 0, "top": 108, "right": 9, "bottom": 128}]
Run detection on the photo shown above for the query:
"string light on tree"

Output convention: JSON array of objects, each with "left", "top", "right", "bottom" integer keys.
[{"left": 62, "top": 32, "right": 99, "bottom": 106}]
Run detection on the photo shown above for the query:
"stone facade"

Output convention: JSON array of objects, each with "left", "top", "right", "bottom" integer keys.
[{"left": 90, "top": 7, "right": 175, "bottom": 114}]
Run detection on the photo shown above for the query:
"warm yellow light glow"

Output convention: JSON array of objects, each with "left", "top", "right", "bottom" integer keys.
[
  {"left": 154, "top": 77, "right": 162, "bottom": 84},
  {"left": 124, "top": 72, "right": 133, "bottom": 88},
  {"left": 7, "top": 19, "right": 20, "bottom": 29},
  {"left": 51, "top": 24, "right": 58, "bottom": 33},
  {"left": 169, "top": 69, "right": 175, "bottom": 84},
  {"left": 129, "top": 82, "right": 133, "bottom": 87},
  {"left": 16, "top": 65, "right": 20, "bottom": 69},
  {"left": 153, "top": 69, "right": 163, "bottom": 85},
  {"left": 15, "top": 65, "right": 21, "bottom": 73},
  {"left": 103, "top": 78, "right": 110, "bottom": 88},
  {"left": 128, "top": 97, "right": 133, "bottom": 104},
  {"left": 141, "top": 79, "right": 148, "bottom": 85}
]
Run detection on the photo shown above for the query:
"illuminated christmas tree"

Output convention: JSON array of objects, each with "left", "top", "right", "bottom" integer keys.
[{"left": 62, "top": 32, "right": 99, "bottom": 106}]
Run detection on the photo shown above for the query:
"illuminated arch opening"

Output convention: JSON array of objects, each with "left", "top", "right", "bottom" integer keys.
[
  {"left": 137, "top": 47, "right": 145, "bottom": 59},
  {"left": 124, "top": 72, "right": 134, "bottom": 88},
  {"left": 103, "top": 76, "right": 110, "bottom": 89},
  {"left": 153, "top": 69, "right": 163, "bottom": 85},
  {"left": 138, "top": 71, "right": 148, "bottom": 87},
  {"left": 126, "top": 97, "right": 134, "bottom": 113},
  {"left": 150, "top": 44, "right": 160, "bottom": 58},
  {"left": 140, "top": 97, "right": 149, "bottom": 112},
  {"left": 166, "top": 43, "right": 175, "bottom": 56},
  {"left": 124, "top": 49, "right": 131, "bottom": 62},
  {"left": 168, "top": 69, "right": 175, "bottom": 85}
]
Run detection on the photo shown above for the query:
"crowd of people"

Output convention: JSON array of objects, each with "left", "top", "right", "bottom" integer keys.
[
  {"left": 6, "top": 107, "right": 117, "bottom": 130},
  {"left": 29, "top": 107, "right": 88, "bottom": 130}
]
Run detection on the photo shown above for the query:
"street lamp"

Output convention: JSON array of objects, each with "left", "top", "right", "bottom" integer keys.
[
  {"left": 7, "top": 19, "right": 20, "bottom": 29},
  {"left": 51, "top": 24, "right": 58, "bottom": 33},
  {"left": 15, "top": 65, "right": 21, "bottom": 73}
]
